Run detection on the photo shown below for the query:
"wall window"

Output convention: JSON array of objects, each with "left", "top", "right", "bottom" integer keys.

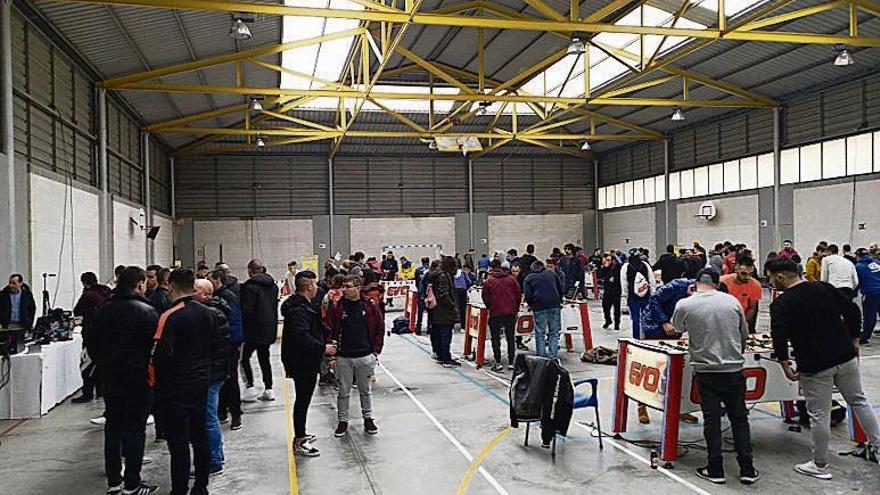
[
  {"left": 644, "top": 176, "right": 656, "bottom": 203},
  {"left": 633, "top": 179, "right": 645, "bottom": 204},
  {"left": 615, "top": 183, "right": 625, "bottom": 207},
  {"left": 680, "top": 169, "right": 694, "bottom": 198},
  {"left": 780, "top": 148, "right": 799, "bottom": 184},
  {"left": 655, "top": 175, "right": 666, "bottom": 202},
  {"left": 740, "top": 156, "right": 758, "bottom": 190},
  {"left": 847, "top": 134, "right": 872, "bottom": 175},
  {"left": 598, "top": 187, "right": 607, "bottom": 209},
  {"left": 757, "top": 153, "right": 774, "bottom": 187},
  {"left": 821, "top": 139, "right": 845, "bottom": 179},
  {"left": 623, "top": 181, "right": 634, "bottom": 206},
  {"left": 874, "top": 131, "right": 880, "bottom": 172},
  {"left": 694, "top": 166, "right": 709, "bottom": 196},
  {"left": 723, "top": 160, "right": 740, "bottom": 192},
  {"left": 800, "top": 143, "right": 821, "bottom": 182},
  {"left": 709, "top": 163, "right": 724, "bottom": 194}
]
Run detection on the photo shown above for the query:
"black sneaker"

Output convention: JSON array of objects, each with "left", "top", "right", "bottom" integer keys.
[
  {"left": 696, "top": 467, "right": 726, "bottom": 485},
  {"left": 334, "top": 421, "right": 349, "bottom": 437},
  {"left": 740, "top": 468, "right": 761, "bottom": 485},
  {"left": 71, "top": 395, "right": 93, "bottom": 404},
  {"left": 121, "top": 482, "right": 159, "bottom": 495},
  {"left": 230, "top": 416, "right": 242, "bottom": 430},
  {"left": 491, "top": 363, "right": 504, "bottom": 372},
  {"left": 364, "top": 418, "right": 379, "bottom": 435},
  {"left": 441, "top": 359, "right": 462, "bottom": 367},
  {"left": 602, "top": 322, "right": 611, "bottom": 329},
  {"left": 218, "top": 414, "right": 229, "bottom": 424},
  {"left": 294, "top": 440, "right": 320, "bottom": 457}
]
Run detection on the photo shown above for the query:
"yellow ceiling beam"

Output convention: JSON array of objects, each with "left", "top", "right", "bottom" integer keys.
[
  {"left": 347, "top": 0, "right": 402, "bottom": 13},
  {"left": 48, "top": 0, "right": 880, "bottom": 46},
  {"left": 518, "top": 137, "right": 591, "bottom": 159},
  {"left": 366, "top": 98, "right": 428, "bottom": 132},
  {"left": 857, "top": 0, "right": 880, "bottom": 17},
  {"left": 394, "top": 46, "right": 475, "bottom": 93},
  {"left": 471, "top": 138, "right": 514, "bottom": 159},
  {"left": 521, "top": 0, "right": 566, "bottom": 21},
  {"left": 259, "top": 110, "right": 336, "bottom": 132},
  {"left": 247, "top": 59, "right": 351, "bottom": 91},
  {"left": 101, "top": 27, "right": 364, "bottom": 88},
  {"left": 600, "top": 75, "right": 678, "bottom": 98},
  {"left": 144, "top": 97, "right": 285, "bottom": 131},
  {"left": 736, "top": 1, "right": 846, "bottom": 32}
]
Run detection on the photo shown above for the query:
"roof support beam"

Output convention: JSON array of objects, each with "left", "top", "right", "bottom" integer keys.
[{"left": 521, "top": 0, "right": 566, "bottom": 21}]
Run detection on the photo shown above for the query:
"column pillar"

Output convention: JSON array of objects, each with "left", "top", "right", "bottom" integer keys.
[
  {"left": 143, "top": 131, "right": 153, "bottom": 264},
  {"left": 97, "top": 89, "right": 113, "bottom": 281},
  {"left": 772, "top": 106, "right": 782, "bottom": 249},
  {"left": 328, "top": 157, "right": 335, "bottom": 256}
]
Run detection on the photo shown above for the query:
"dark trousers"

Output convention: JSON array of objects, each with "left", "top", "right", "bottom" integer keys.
[
  {"left": 695, "top": 372, "right": 754, "bottom": 477},
  {"left": 159, "top": 393, "right": 210, "bottom": 495},
  {"left": 488, "top": 315, "right": 517, "bottom": 364},
  {"left": 219, "top": 343, "right": 243, "bottom": 419},
  {"left": 455, "top": 288, "right": 468, "bottom": 328},
  {"left": 861, "top": 293, "right": 880, "bottom": 343},
  {"left": 291, "top": 372, "right": 318, "bottom": 438},
  {"left": 434, "top": 324, "right": 454, "bottom": 362},
  {"left": 241, "top": 342, "right": 273, "bottom": 389},
  {"left": 104, "top": 386, "right": 152, "bottom": 490},
  {"left": 602, "top": 293, "right": 621, "bottom": 328},
  {"left": 81, "top": 373, "right": 103, "bottom": 400},
  {"left": 416, "top": 297, "right": 426, "bottom": 333}
]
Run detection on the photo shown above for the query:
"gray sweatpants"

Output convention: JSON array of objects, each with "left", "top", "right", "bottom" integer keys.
[
  {"left": 800, "top": 357, "right": 880, "bottom": 465},
  {"left": 336, "top": 354, "right": 376, "bottom": 423}
]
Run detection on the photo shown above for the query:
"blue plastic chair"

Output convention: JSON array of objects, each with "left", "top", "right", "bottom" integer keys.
[{"left": 573, "top": 378, "right": 603, "bottom": 450}]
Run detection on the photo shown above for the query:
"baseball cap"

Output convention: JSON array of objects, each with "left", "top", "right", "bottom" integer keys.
[
  {"left": 696, "top": 267, "right": 720, "bottom": 285},
  {"left": 855, "top": 248, "right": 870, "bottom": 258}
]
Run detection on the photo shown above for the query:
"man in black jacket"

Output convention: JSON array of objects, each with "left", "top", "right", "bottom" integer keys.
[
  {"left": 653, "top": 244, "right": 686, "bottom": 284},
  {"left": 194, "top": 279, "right": 231, "bottom": 475},
  {"left": 148, "top": 267, "right": 172, "bottom": 314},
  {"left": 240, "top": 259, "right": 279, "bottom": 402},
  {"left": 558, "top": 244, "right": 585, "bottom": 298},
  {"left": 281, "top": 271, "right": 335, "bottom": 457},
  {"left": 72, "top": 272, "right": 112, "bottom": 403},
  {"left": 91, "top": 267, "right": 159, "bottom": 495},
  {"left": 150, "top": 269, "right": 215, "bottom": 495},
  {"left": 0, "top": 274, "right": 37, "bottom": 330},
  {"left": 517, "top": 244, "right": 539, "bottom": 286}
]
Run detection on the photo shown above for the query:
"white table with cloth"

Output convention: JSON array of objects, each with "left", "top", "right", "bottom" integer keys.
[{"left": 0, "top": 334, "right": 83, "bottom": 419}]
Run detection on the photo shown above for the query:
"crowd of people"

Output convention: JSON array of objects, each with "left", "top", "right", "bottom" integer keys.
[{"left": 3, "top": 234, "right": 880, "bottom": 490}]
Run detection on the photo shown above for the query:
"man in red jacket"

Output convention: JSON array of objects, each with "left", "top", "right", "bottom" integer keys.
[
  {"left": 481, "top": 259, "right": 523, "bottom": 372},
  {"left": 327, "top": 275, "right": 385, "bottom": 437}
]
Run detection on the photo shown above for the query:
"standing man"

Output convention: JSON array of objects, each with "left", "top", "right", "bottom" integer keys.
[
  {"left": 381, "top": 251, "right": 399, "bottom": 308},
  {"left": 523, "top": 261, "right": 563, "bottom": 359},
  {"left": 240, "top": 259, "right": 279, "bottom": 402},
  {"left": 145, "top": 265, "right": 161, "bottom": 299},
  {"left": 805, "top": 245, "right": 825, "bottom": 282},
  {"left": 517, "top": 244, "right": 538, "bottom": 286},
  {"left": 481, "top": 259, "right": 522, "bottom": 372},
  {"left": 281, "top": 260, "right": 298, "bottom": 297},
  {"left": 196, "top": 263, "right": 210, "bottom": 280},
  {"left": 599, "top": 254, "right": 621, "bottom": 330},
  {"left": 855, "top": 248, "right": 880, "bottom": 345},
  {"left": 671, "top": 269, "right": 759, "bottom": 486},
  {"left": 559, "top": 244, "right": 585, "bottom": 298},
  {"left": 72, "top": 272, "right": 112, "bottom": 403},
  {"left": 621, "top": 249, "right": 657, "bottom": 341},
  {"left": 777, "top": 240, "right": 799, "bottom": 260},
  {"left": 414, "top": 257, "right": 431, "bottom": 334},
  {"left": 327, "top": 275, "right": 384, "bottom": 437},
  {"left": 0, "top": 274, "right": 36, "bottom": 331},
  {"left": 193, "top": 279, "right": 231, "bottom": 476},
  {"left": 281, "top": 271, "right": 334, "bottom": 457},
  {"left": 720, "top": 256, "right": 763, "bottom": 333},
  {"left": 843, "top": 244, "right": 857, "bottom": 264},
  {"left": 767, "top": 257, "right": 880, "bottom": 480},
  {"left": 821, "top": 244, "right": 859, "bottom": 300},
  {"left": 209, "top": 270, "right": 243, "bottom": 431},
  {"left": 150, "top": 269, "right": 215, "bottom": 495},
  {"left": 653, "top": 244, "right": 686, "bottom": 284},
  {"left": 91, "top": 267, "right": 160, "bottom": 495},
  {"left": 148, "top": 268, "right": 172, "bottom": 314}
]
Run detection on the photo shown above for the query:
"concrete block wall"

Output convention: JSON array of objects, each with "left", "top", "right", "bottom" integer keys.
[
  {"left": 488, "top": 214, "right": 585, "bottom": 258},
  {"left": 30, "top": 173, "right": 100, "bottom": 310},
  {"left": 152, "top": 214, "right": 174, "bottom": 267},
  {"left": 676, "top": 195, "right": 760, "bottom": 252},
  {"left": 350, "top": 216, "right": 454, "bottom": 261},
  {"left": 193, "top": 219, "right": 314, "bottom": 281},
  {"left": 602, "top": 206, "right": 657, "bottom": 257},
  {"left": 793, "top": 177, "right": 880, "bottom": 252},
  {"left": 113, "top": 200, "right": 148, "bottom": 268}
]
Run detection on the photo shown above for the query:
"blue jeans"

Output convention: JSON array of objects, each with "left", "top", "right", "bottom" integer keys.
[
  {"left": 533, "top": 308, "right": 561, "bottom": 358},
  {"left": 433, "top": 324, "right": 454, "bottom": 362},
  {"left": 205, "top": 380, "right": 224, "bottom": 470},
  {"left": 628, "top": 297, "right": 649, "bottom": 340},
  {"left": 862, "top": 293, "right": 880, "bottom": 343}
]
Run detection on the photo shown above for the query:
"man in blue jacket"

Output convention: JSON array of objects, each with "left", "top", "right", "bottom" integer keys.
[
  {"left": 209, "top": 270, "right": 244, "bottom": 430},
  {"left": 558, "top": 244, "right": 585, "bottom": 298},
  {"left": 523, "top": 260, "right": 564, "bottom": 358},
  {"left": 855, "top": 248, "right": 880, "bottom": 344},
  {"left": 641, "top": 278, "right": 694, "bottom": 339}
]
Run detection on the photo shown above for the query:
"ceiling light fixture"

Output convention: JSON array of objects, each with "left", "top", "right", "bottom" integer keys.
[
  {"left": 671, "top": 107, "right": 686, "bottom": 122},
  {"left": 428, "top": 140, "right": 437, "bottom": 150},
  {"left": 229, "top": 13, "right": 255, "bottom": 40},
  {"left": 567, "top": 38, "right": 586, "bottom": 56},
  {"left": 255, "top": 136, "right": 266, "bottom": 148},
  {"left": 475, "top": 101, "right": 491, "bottom": 115},
  {"left": 250, "top": 97, "right": 264, "bottom": 111},
  {"left": 834, "top": 46, "right": 853, "bottom": 67},
  {"left": 581, "top": 140, "right": 591, "bottom": 151}
]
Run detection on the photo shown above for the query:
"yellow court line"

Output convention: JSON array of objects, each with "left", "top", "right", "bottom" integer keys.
[
  {"left": 455, "top": 426, "right": 513, "bottom": 495},
  {"left": 283, "top": 378, "right": 299, "bottom": 495}
]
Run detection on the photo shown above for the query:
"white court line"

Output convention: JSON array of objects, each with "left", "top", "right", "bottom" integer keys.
[
  {"left": 377, "top": 361, "right": 511, "bottom": 495},
  {"left": 412, "top": 335, "right": 713, "bottom": 495}
]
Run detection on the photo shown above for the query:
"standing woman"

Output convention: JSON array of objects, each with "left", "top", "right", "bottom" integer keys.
[
  {"left": 431, "top": 256, "right": 460, "bottom": 366},
  {"left": 453, "top": 265, "right": 474, "bottom": 329},
  {"left": 599, "top": 254, "right": 622, "bottom": 330}
]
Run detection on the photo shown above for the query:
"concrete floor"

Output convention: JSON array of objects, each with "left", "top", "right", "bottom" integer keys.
[{"left": 2, "top": 298, "right": 880, "bottom": 494}]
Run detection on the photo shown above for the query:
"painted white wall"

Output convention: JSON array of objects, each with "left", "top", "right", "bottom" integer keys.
[
  {"left": 794, "top": 178, "right": 880, "bottom": 253},
  {"left": 194, "top": 219, "right": 314, "bottom": 281},
  {"left": 677, "top": 195, "right": 759, "bottom": 252},
  {"left": 349, "top": 217, "right": 455, "bottom": 261},
  {"left": 488, "top": 214, "right": 584, "bottom": 259},
  {"left": 602, "top": 206, "right": 656, "bottom": 258},
  {"left": 152, "top": 214, "right": 173, "bottom": 266},
  {"left": 113, "top": 200, "right": 148, "bottom": 269},
  {"left": 30, "top": 174, "right": 100, "bottom": 310}
]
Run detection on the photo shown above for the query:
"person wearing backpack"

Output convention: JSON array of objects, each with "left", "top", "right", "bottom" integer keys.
[
  {"left": 427, "top": 257, "right": 460, "bottom": 366},
  {"left": 620, "top": 248, "right": 657, "bottom": 341}
]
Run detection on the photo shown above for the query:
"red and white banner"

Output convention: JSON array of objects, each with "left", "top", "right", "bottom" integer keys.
[
  {"left": 622, "top": 344, "right": 672, "bottom": 410},
  {"left": 380, "top": 280, "right": 416, "bottom": 312}
]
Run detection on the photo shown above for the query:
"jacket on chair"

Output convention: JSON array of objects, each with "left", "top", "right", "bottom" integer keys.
[{"left": 509, "top": 354, "right": 574, "bottom": 444}]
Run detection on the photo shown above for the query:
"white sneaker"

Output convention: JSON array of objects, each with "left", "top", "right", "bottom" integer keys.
[
  {"left": 146, "top": 414, "right": 155, "bottom": 425},
  {"left": 90, "top": 416, "right": 106, "bottom": 426},
  {"left": 241, "top": 387, "right": 259, "bottom": 402},
  {"left": 259, "top": 389, "right": 276, "bottom": 401},
  {"left": 794, "top": 460, "right": 832, "bottom": 480}
]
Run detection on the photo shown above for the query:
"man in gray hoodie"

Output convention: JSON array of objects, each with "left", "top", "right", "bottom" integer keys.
[{"left": 671, "top": 268, "right": 759, "bottom": 486}]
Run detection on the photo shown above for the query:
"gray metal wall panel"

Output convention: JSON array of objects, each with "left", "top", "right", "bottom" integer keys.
[
  {"left": 672, "top": 128, "right": 695, "bottom": 170},
  {"left": 785, "top": 94, "right": 822, "bottom": 146},
  {"left": 694, "top": 121, "right": 720, "bottom": 166},
  {"left": 746, "top": 109, "right": 774, "bottom": 154},
  {"left": 867, "top": 75, "right": 880, "bottom": 128},
  {"left": 719, "top": 113, "right": 748, "bottom": 159},
  {"left": 822, "top": 83, "right": 863, "bottom": 137}
]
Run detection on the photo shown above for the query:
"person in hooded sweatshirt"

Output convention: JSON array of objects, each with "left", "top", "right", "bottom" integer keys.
[
  {"left": 481, "top": 259, "right": 522, "bottom": 372},
  {"left": 240, "top": 259, "right": 280, "bottom": 402},
  {"left": 73, "top": 271, "right": 113, "bottom": 404},
  {"left": 209, "top": 269, "right": 244, "bottom": 431}
]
